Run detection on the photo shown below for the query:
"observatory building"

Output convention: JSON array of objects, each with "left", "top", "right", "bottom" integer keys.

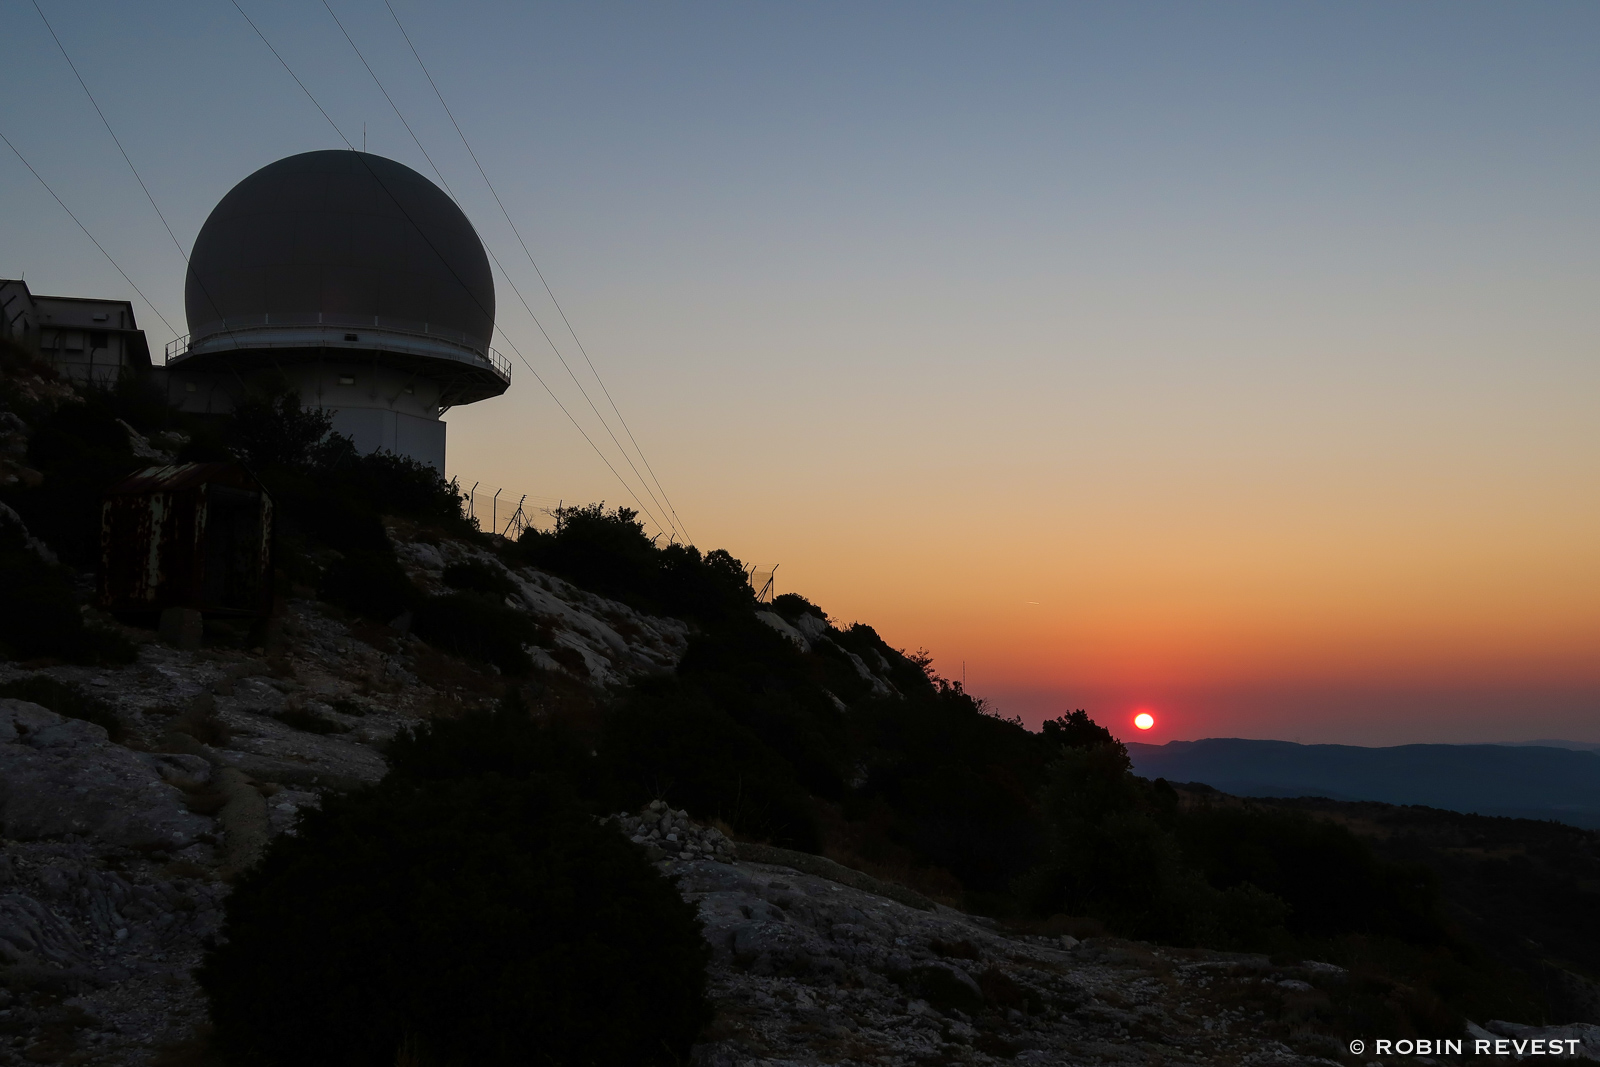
[{"left": 165, "top": 150, "right": 509, "bottom": 470}]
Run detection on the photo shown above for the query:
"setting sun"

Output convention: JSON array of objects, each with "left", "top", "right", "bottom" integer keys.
[{"left": 1134, "top": 712, "right": 1155, "bottom": 731}]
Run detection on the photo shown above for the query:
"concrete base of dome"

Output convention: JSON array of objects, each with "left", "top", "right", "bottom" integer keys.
[
  {"left": 327, "top": 407, "right": 446, "bottom": 471},
  {"left": 159, "top": 361, "right": 451, "bottom": 471}
]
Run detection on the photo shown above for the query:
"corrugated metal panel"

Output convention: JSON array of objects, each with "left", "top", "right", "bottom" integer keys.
[
  {"left": 98, "top": 463, "right": 273, "bottom": 617},
  {"left": 106, "top": 461, "right": 258, "bottom": 496}
]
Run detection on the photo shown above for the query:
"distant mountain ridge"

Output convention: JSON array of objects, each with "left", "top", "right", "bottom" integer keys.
[
  {"left": 1126, "top": 738, "right": 1600, "bottom": 828},
  {"left": 1496, "top": 739, "right": 1600, "bottom": 753}
]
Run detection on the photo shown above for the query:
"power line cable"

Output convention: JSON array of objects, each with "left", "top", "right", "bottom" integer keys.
[
  {"left": 317, "top": 0, "right": 457, "bottom": 199},
  {"left": 0, "top": 128, "right": 179, "bottom": 339},
  {"left": 489, "top": 323, "right": 673, "bottom": 537},
  {"left": 385, "top": 0, "right": 692, "bottom": 544},
  {"left": 229, "top": 0, "right": 674, "bottom": 537},
  {"left": 229, "top": 0, "right": 351, "bottom": 146},
  {"left": 480, "top": 247, "right": 677, "bottom": 539},
  {"left": 317, "top": 0, "right": 676, "bottom": 541},
  {"left": 30, "top": 0, "right": 233, "bottom": 347},
  {"left": 321, "top": 0, "right": 682, "bottom": 542},
  {"left": 382, "top": 0, "right": 694, "bottom": 546}
]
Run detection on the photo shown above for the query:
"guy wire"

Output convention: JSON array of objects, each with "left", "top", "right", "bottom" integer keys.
[
  {"left": 0, "top": 128, "right": 178, "bottom": 339},
  {"left": 230, "top": 0, "right": 675, "bottom": 539},
  {"left": 319, "top": 0, "right": 682, "bottom": 542},
  {"left": 31, "top": 0, "right": 233, "bottom": 345},
  {"left": 382, "top": 0, "right": 695, "bottom": 546}
]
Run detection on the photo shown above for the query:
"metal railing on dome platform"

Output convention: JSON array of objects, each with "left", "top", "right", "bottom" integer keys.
[{"left": 163, "top": 315, "right": 511, "bottom": 384}]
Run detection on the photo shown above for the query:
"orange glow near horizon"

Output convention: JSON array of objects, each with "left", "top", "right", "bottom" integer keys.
[{"left": 436, "top": 45, "right": 1600, "bottom": 749}]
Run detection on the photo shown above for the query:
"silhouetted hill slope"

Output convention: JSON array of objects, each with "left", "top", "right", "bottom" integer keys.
[
  {"left": 1129, "top": 738, "right": 1600, "bottom": 827},
  {"left": 1238, "top": 794, "right": 1600, "bottom": 1023}
]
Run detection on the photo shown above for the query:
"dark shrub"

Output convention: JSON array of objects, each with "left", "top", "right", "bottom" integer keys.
[
  {"left": 0, "top": 675, "right": 123, "bottom": 739},
  {"left": 675, "top": 620, "right": 849, "bottom": 799},
  {"left": 5, "top": 392, "right": 145, "bottom": 567},
  {"left": 388, "top": 695, "right": 615, "bottom": 809},
  {"left": 655, "top": 544, "right": 752, "bottom": 623},
  {"left": 217, "top": 387, "right": 473, "bottom": 617},
  {"left": 516, "top": 504, "right": 753, "bottom": 623},
  {"left": 441, "top": 559, "right": 518, "bottom": 599},
  {"left": 1041, "top": 709, "right": 1123, "bottom": 753},
  {"left": 851, "top": 682, "right": 1051, "bottom": 897},
  {"left": 604, "top": 679, "right": 820, "bottom": 851},
  {"left": 832, "top": 622, "right": 934, "bottom": 695},
  {"left": 0, "top": 337, "right": 64, "bottom": 423},
  {"left": 517, "top": 504, "right": 656, "bottom": 603},
  {"left": 1021, "top": 742, "right": 1291, "bottom": 946},
  {"left": 412, "top": 592, "right": 535, "bottom": 675},
  {"left": 864, "top": 755, "right": 1043, "bottom": 898},
  {"left": 320, "top": 549, "right": 419, "bottom": 620},
  {"left": 297, "top": 490, "right": 391, "bottom": 556},
  {"left": 0, "top": 527, "right": 134, "bottom": 665},
  {"left": 199, "top": 774, "right": 712, "bottom": 1067},
  {"left": 335, "top": 451, "right": 472, "bottom": 534},
  {"left": 227, "top": 387, "right": 344, "bottom": 471},
  {"left": 770, "top": 592, "right": 826, "bottom": 623},
  {"left": 1176, "top": 806, "right": 1447, "bottom": 944}
]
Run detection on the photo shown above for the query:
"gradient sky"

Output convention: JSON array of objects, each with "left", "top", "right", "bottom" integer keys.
[{"left": 4, "top": 2, "right": 1598, "bottom": 745}]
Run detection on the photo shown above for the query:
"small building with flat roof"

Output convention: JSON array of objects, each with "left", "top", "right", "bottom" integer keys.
[{"left": 0, "top": 278, "right": 151, "bottom": 385}]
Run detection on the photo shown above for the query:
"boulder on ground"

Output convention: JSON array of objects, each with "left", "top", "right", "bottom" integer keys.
[{"left": 0, "top": 698, "right": 211, "bottom": 849}]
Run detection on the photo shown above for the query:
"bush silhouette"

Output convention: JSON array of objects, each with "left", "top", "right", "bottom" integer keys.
[
  {"left": 1175, "top": 805, "right": 1447, "bottom": 943},
  {"left": 441, "top": 558, "right": 518, "bottom": 599},
  {"left": 0, "top": 520, "right": 133, "bottom": 665},
  {"left": 1021, "top": 742, "right": 1290, "bottom": 946},
  {"left": 388, "top": 696, "right": 615, "bottom": 809},
  {"left": 320, "top": 548, "right": 419, "bottom": 620},
  {"left": 604, "top": 678, "right": 821, "bottom": 851},
  {"left": 5, "top": 388, "right": 147, "bottom": 567},
  {"left": 851, "top": 681, "right": 1052, "bottom": 897},
  {"left": 199, "top": 774, "right": 712, "bottom": 1067},
  {"left": 770, "top": 592, "right": 827, "bottom": 622},
  {"left": 1040, "top": 709, "right": 1122, "bottom": 753},
  {"left": 411, "top": 592, "right": 536, "bottom": 675},
  {"left": 517, "top": 504, "right": 752, "bottom": 623}
]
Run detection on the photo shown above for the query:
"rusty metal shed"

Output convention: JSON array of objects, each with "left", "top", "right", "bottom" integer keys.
[{"left": 98, "top": 462, "right": 273, "bottom": 617}]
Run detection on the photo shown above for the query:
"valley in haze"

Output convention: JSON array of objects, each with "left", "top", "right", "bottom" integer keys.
[{"left": 1130, "top": 737, "right": 1600, "bottom": 827}]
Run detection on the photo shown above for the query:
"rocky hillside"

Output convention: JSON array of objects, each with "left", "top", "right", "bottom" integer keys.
[
  {"left": 4, "top": 353, "right": 1599, "bottom": 1064},
  {"left": 0, "top": 513, "right": 1593, "bottom": 1065}
]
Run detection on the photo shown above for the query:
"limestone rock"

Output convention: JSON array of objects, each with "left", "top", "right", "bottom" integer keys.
[
  {"left": 1483, "top": 1020, "right": 1600, "bottom": 1060},
  {"left": 0, "top": 699, "right": 211, "bottom": 849},
  {"left": 609, "top": 802, "right": 739, "bottom": 864}
]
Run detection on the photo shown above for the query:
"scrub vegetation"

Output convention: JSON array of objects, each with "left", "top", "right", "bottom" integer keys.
[
  {"left": 4, "top": 354, "right": 1590, "bottom": 1062},
  {"left": 199, "top": 774, "right": 711, "bottom": 1067}
]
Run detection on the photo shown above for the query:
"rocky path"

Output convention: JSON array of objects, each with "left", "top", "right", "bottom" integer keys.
[{"left": 677, "top": 855, "right": 1345, "bottom": 1067}]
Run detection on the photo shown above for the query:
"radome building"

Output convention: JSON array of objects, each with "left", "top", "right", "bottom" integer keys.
[{"left": 163, "top": 150, "right": 509, "bottom": 470}]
